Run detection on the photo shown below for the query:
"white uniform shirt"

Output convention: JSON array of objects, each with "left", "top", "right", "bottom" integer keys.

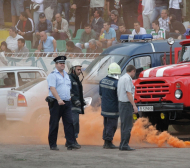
[
  {"left": 6, "top": 34, "right": 24, "bottom": 52},
  {"left": 117, "top": 73, "right": 135, "bottom": 102},
  {"left": 132, "top": 27, "right": 147, "bottom": 35},
  {"left": 142, "top": 0, "right": 155, "bottom": 15},
  {"left": 169, "top": 0, "right": 182, "bottom": 9}
]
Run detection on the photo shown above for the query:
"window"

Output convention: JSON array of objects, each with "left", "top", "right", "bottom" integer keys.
[
  {"left": 0, "top": 72, "right": 16, "bottom": 88},
  {"left": 121, "top": 59, "right": 134, "bottom": 76},
  {"left": 121, "top": 56, "right": 151, "bottom": 79},
  {"left": 18, "top": 71, "right": 41, "bottom": 86},
  {"left": 134, "top": 56, "right": 151, "bottom": 78},
  {"left": 160, "top": 54, "right": 175, "bottom": 65}
]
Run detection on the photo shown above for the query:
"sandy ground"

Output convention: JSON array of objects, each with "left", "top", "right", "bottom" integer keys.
[{"left": 0, "top": 144, "right": 190, "bottom": 168}]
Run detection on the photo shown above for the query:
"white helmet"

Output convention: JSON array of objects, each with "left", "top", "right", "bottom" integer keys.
[{"left": 71, "top": 60, "right": 82, "bottom": 68}]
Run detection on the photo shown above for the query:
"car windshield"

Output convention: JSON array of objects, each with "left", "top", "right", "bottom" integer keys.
[
  {"left": 180, "top": 45, "right": 190, "bottom": 62},
  {"left": 84, "top": 55, "right": 125, "bottom": 82},
  {"left": 15, "top": 77, "right": 46, "bottom": 92}
]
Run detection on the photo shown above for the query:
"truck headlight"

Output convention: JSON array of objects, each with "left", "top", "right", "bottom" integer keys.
[
  {"left": 175, "top": 90, "right": 182, "bottom": 99},
  {"left": 84, "top": 97, "right": 92, "bottom": 108}
]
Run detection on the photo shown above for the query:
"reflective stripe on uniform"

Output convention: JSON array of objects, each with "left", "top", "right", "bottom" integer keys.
[
  {"left": 72, "top": 107, "right": 81, "bottom": 111},
  {"left": 101, "top": 111, "right": 119, "bottom": 116},
  {"left": 73, "top": 82, "right": 78, "bottom": 85},
  {"left": 100, "top": 84, "right": 116, "bottom": 90},
  {"left": 71, "top": 94, "right": 74, "bottom": 97}
]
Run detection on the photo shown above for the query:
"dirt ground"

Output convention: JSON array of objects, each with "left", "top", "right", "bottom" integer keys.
[{"left": 0, "top": 144, "right": 190, "bottom": 168}]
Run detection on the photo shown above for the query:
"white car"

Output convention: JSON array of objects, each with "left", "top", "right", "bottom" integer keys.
[
  {"left": 6, "top": 77, "right": 92, "bottom": 125},
  {"left": 0, "top": 66, "right": 47, "bottom": 117}
]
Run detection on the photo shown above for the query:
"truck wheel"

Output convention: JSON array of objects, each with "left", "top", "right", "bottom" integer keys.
[{"left": 172, "top": 125, "right": 190, "bottom": 133}]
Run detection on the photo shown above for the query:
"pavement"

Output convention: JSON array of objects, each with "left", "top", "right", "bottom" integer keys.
[{"left": 0, "top": 144, "right": 190, "bottom": 168}]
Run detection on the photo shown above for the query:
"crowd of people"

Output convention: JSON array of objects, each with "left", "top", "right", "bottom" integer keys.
[{"left": 0, "top": 0, "right": 189, "bottom": 56}]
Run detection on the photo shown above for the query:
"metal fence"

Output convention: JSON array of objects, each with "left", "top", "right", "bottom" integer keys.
[{"left": 3, "top": 52, "right": 101, "bottom": 58}]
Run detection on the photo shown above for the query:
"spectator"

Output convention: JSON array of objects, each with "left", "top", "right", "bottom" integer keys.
[
  {"left": 75, "top": 24, "right": 97, "bottom": 50},
  {"left": 98, "top": 22, "right": 117, "bottom": 48},
  {"left": 116, "top": 23, "right": 131, "bottom": 42},
  {"left": 33, "top": 13, "right": 52, "bottom": 48},
  {"left": 181, "top": 0, "right": 186, "bottom": 22},
  {"left": 87, "top": 39, "right": 103, "bottom": 53},
  {"left": 43, "top": 0, "right": 57, "bottom": 21},
  {"left": 66, "top": 40, "right": 82, "bottom": 53},
  {"left": 142, "top": 0, "right": 155, "bottom": 29},
  {"left": 6, "top": 27, "right": 24, "bottom": 52},
  {"left": 106, "top": 0, "right": 121, "bottom": 16},
  {"left": 15, "top": 38, "right": 29, "bottom": 56},
  {"left": 150, "top": 0, "right": 169, "bottom": 24},
  {"left": 169, "top": 14, "right": 186, "bottom": 39},
  {"left": 52, "top": 13, "right": 71, "bottom": 40},
  {"left": 138, "top": 0, "right": 143, "bottom": 27},
  {"left": 169, "top": 0, "right": 182, "bottom": 22},
  {"left": 120, "top": 0, "right": 138, "bottom": 29},
  {"left": 11, "top": 0, "right": 24, "bottom": 26},
  {"left": 31, "top": 0, "right": 44, "bottom": 26},
  {"left": 90, "top": 0, "right": 105, "bottom": 23},
  {"left": 71, "top": 0, "right": 90, "bottom": 37},
  {"left": 158, "top": 9, "right": 170, "bottom": 32},
  {"left": 57, "top": 0, "right": 70, "bottom": 23},
  {"left": 24, "top": 0, "right": 32, "bottom": 19},
  {"left": 109, "top": 10, "right": 123, "bottom": 31},
  {"left": 35, "top": 31, "right": 57, "bottom": 56},
  {"left": 151, "top": 20, "right": 165, "bottom": 40},
  {"left": 0, "top": 41, "right": 12, "bottom": 55},
  {"left": 15, "top": 11, "right": 34, "bottom": 42},
  {"left": 0, "top": 0, "right": 4, "bottom": 29},
  {"left": 91, "top": 9, "right": 105, "bottom": 37},
  {"left": 132, "top": 21, "right": 146, "bottom": 35}
]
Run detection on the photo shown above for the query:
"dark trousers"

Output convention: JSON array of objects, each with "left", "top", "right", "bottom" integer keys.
[
  {"left": 74, "top": 7, "right": 89, "bottom": 37},
  {"left": 169, "top": 8, "right": 182, "bottom": 22},
  {"left": 103, "top": 117, "right": 118, "bottom": 141},
  {"left": 23, "top": 33, "right": 33, "bottom": 42},
  {"left": 72, "top": 111, "right": 79, "bottom": 138},
  {"left": 48, "top": 101, "right": 75, "bottom": 148},
  {"left": 52, "top": 32, "right": 68, "bottom": 40},
  {"left": 119, "top": 102, "right": 133, "bottom": 149},
  {"left": 122, "top": 7, "right": 138, "bottom": 29}
]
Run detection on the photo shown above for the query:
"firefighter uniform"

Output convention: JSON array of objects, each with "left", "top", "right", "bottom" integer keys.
[
  {"left": 69, "top": 73, "right": 85, "bottom": 138},
  {"left": 99, "top": 63, "right": 121, "bottom": 149}
]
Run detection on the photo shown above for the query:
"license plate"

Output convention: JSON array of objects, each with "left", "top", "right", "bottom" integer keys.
[
  {"left": 138, "top": 106, "right": 154, "bottom": 112},
  {"left": 8, "top": 98, "right": 14, "bottom": 106}
]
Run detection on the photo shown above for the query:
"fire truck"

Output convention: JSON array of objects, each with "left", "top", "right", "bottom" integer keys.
[{"left": 134, "top": 37, "right": 190, "bottom": 132}]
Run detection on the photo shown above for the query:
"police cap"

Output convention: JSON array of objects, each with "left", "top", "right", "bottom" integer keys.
[{"left": 53, "top": 56, "right": 67, "bottom": 63}]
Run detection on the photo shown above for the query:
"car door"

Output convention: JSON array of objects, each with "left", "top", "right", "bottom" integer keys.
[{"left": 0, "top": 71, "right": 17, "bottom": 115}]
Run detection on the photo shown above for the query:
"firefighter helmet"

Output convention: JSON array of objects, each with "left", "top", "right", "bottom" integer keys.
[
  {"left": 108, "top": 63, "right": 121, "bottom": 75},
  {"left": 71, "top": 60, "right": 82, "bottom": 68}
]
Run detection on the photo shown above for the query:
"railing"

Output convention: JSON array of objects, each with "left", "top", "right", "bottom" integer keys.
[{"left": 2, "top": 52, "right": 101, "bottom": 58}]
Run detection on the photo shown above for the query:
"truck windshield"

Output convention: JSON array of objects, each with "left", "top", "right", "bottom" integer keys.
[
  {"left": 180, "top": 45, "right": 190, "bottom": 62},
  {"left": 84, "top": 55, "right": 125, "bottom": 82}
]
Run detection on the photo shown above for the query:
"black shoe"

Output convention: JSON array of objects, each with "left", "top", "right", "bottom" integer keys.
[
  {"left": 65, "top": 142, "right": 68, "bottom": 147},
  {"left": 50, "top": 146, "right": 59, "bottom": 151},
  {"left": 103, "top": 141, "right": 106, "bottom": 148},
  {"left": 75, "top": 140, "right": 81, "bottom": 148},
  {"left": 67, "top": 144, "right": 81, "bottom": 150},
  {"left": 119, "top": 146, "right": 135, "bottom": 151},
  {"left": 104, "top": 140, "right": 118, "bottom": 149}
]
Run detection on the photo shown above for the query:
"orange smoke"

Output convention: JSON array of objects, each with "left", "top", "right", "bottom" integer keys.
[{"left": 131, "top": 118, "right": 190, "bottom": 148}]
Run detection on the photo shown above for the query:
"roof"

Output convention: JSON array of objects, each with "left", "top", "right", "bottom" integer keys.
[
  {"left": 101, "top": 40, "right": 182, "bottom": 57},
  {"left": 180, "top": 39, "right": 190, "bottom": 46},
  {"left": 0, "top": 66, "right": 44, "bottom": 71}
]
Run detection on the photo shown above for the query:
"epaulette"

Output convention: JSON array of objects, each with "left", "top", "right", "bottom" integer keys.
[{"left": 51, "top": 71, "right": 54, "bottom": 74}]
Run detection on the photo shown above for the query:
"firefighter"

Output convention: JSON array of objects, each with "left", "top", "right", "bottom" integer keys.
[
  {"left": 68, "top": 60, "right": 86, "bottom": 147},
  {"left": 99, "top": 62, "right": 121, "bottom": 149}
]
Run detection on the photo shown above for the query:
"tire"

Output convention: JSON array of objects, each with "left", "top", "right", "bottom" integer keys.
[{"left": 172, "top": 125, "right": 190, "bottom": 133}]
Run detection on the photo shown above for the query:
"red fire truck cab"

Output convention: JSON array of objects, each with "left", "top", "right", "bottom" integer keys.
[{"left": 134, "top": 39, "right": 190, "bottom": 132}]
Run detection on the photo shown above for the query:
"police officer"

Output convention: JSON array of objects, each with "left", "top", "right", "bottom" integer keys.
[
  {"left": 117, "top": 65, "right": 138, "bottom": 151},
  {"left": 68, "top": 60, "right": 86, "bottom": 146},
  {"left": 46, "top": 56, "right": 81, "bottom": 151},
  {"left": 99, "top": 63, "right": 121, "bottom": 149}
]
